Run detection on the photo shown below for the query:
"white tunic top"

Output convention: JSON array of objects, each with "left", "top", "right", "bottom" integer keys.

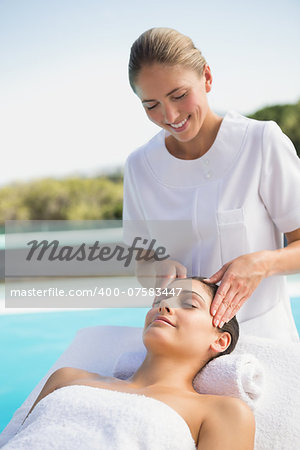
[{"left": 123, "top": 110, "right": 300, "bottom": 342}]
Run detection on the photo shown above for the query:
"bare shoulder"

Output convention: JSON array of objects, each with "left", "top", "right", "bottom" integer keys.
[
  {"left": 214, "top": 395, "right": 254, "bottom": 418},
  {"left": 23, "top": 367, "right": 101, "bottom": 424},
  {"left": 197, "top": 395, "right": 255, "bottom": 450},
  {"left": 49, "top": 366, "right": 100, "bottom": 388}
]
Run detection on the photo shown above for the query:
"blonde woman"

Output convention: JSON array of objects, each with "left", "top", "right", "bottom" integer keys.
[
  {"left": 123, "top": 27, "right": 300, "bottom": 342},
  {"left": 3, "top": 278, "right": 254, "bottom": 450}
]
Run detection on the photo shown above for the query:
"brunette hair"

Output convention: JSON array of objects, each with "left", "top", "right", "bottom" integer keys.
[{"left": 128, "top": 27, "right": 207, "bottom": 92}]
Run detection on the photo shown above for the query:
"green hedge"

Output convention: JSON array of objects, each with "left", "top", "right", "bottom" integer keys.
[{"left": 0, "top": 177, "right": 123, "bottom": 225}]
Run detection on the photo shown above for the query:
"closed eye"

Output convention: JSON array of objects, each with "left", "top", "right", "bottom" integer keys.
[
  {"left": 182, "top": 302, "right": 198, "bottom": 309},
  {"left": 174, "top": 92, "right": 187, "bottom": 100},
  {"left": 146, "top": 103, "right": 158, "bottom": 110},
  {"left": 146, "top": 92, "right": 187, "bottom": 110}
]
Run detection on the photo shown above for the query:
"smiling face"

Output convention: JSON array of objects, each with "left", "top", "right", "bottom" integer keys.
[
  {"left": 143, "top": 279, "right": 231, "bottom": 363},
  {"left": 134, "top": 63, "right": 212, "bottom": 144}
]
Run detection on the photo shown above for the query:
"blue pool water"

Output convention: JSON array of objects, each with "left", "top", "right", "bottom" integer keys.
[
  {"left": 1, "top": 300, "right": 299, "bottom": 434},
  {"left": 0, "top": 308, "right": 148, "bottom": 433}
]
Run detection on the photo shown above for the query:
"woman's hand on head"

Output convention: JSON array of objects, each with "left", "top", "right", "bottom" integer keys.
[
  {"left": 135, "top": 251, "right": 187, "bottom": 289},
  {"left": 154, "top": 259, "right": 187, "bottom": 289},
  {"left": 205, "top": 251, "right": 271, "bottom": 327}
]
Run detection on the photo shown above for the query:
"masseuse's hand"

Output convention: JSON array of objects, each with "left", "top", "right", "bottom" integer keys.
[
  {"left": 154, "top": 259, "right": 187, "bottom": 289},
  {"left": 205, "top": 252, "right": 270, "bottom": 328}
]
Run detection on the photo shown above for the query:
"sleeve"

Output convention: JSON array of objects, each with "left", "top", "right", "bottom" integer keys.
[
  {"left": 122, "top": 154, "right": 151, "bottom": 247},
  {"left": 123, "top": 155, "right": 146, "bottom": 222},
  {"left": 259, "top": 120, "right": 300, "bottom": 233}
]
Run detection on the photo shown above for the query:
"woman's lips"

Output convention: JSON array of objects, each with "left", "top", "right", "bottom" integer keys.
[
  {"left": 169, "top": 115, "right": 190, "bottom": 132},
  {"left": 153, "top": 316, "right": 175, "bottom": 327}
]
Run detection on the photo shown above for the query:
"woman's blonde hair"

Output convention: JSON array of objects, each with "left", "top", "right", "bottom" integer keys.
[{"left": 128, "top": 27, "right": 207, "bottom": 92}]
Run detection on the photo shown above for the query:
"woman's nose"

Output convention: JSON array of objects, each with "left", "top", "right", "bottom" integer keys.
[
  {"left": 158, "top": 299, "right": 173, "bottom": 313},
  {"left": 162, "top": 104, "right": 178, "bottom": 125}
]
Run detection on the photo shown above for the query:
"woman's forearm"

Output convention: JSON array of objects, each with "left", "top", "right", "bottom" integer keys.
[{"left": 265, "top": 239, "right": 300, "bottom": 277}]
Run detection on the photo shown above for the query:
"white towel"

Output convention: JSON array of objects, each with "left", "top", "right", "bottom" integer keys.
[
  {"left": 3, "top": 385, "right": 196, "bottom": 450},
  {"left": 113, "top": 350, "right": 146, "bottom": 380},
  {"left": 235, "top": 335, "right": 300, "bottom": 450},
  {"left": 193, "top": 353, "right": 264, "bottom": 409},
  {"left": 113, "top": 350, "right": 264, "bottom": 410}
]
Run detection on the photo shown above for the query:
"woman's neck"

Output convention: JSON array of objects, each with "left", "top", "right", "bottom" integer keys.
[
  {"left": 128, "top": 352, "right": 204, "bottom": 392},
  {"left": 165, "top": 109, "right": 223, "bottom": 160}
]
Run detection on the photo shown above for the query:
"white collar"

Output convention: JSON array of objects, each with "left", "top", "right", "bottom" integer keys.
[{"left": 143, "top": 110, "right": 249, "bottom": 187}]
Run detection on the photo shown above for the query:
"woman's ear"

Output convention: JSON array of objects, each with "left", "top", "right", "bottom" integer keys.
[
  {"left": 210, "top": 331, "right": 231, "bottom": 354},
  {"left": 203, "top": 65, "right": 213, "bottom": 93}
]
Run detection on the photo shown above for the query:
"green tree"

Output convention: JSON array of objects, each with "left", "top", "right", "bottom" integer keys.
[{"left": 248, "top": 100, "right": 300, "bottom": 157}]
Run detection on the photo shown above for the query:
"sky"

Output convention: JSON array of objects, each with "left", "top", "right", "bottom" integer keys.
[{"left": 0, "top": 0, "right": 299, "bottom": 186}]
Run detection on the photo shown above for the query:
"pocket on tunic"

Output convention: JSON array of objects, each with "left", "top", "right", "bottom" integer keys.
[{"left": 217, "top": 208, "right": 248, "bottom": 264}]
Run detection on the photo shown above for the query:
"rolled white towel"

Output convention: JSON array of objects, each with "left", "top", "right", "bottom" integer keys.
[
  {"left": 193, "top": 353, "right": 264, "bottom": 409},
  {"left": 113, "top": 350, "right": 264, "bottom": 410}
]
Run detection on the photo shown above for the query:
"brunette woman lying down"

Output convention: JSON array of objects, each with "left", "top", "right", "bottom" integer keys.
[{"left": 3, "top": 277, "right": 255, "bottom": 450}]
